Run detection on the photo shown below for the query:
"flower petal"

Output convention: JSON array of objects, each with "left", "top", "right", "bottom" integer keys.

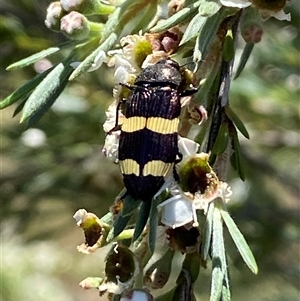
[
  {"left": 220, "top": 0, "right": 251, "bottom": 8},
  {"left": 160, "top": 195, "right": 195, "bottom": 228},
  {"left": 178, "top": 136, "right": 200, "bottom": 157}
]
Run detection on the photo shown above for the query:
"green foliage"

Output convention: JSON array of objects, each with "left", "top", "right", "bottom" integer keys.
[{"left": 1, "top": 0, "right": 299, "bottom": 301}]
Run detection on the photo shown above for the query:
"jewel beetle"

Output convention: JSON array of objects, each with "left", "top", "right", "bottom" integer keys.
[{"left": 118, "top": 59, "right": 197, "bottom": 202}]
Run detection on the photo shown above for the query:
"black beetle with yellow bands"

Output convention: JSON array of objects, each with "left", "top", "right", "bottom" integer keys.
[{"left": 119, "top": 59, "right": 197, "bottom": 202}]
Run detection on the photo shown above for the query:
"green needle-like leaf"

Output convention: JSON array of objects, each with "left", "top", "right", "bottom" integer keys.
[
  {"left": 101, "top": 6, "right": 122, "bottom": 41},
  {"left": 212, "top": 121, "right": 230, "bottom": 155},
  {"left": 194, "top": 7, "right": 226, "bottom": 63},
  {"left": 121, "top": 194, "right": 141, "bottom": 217},
  {"left": 6, "top": 42, "right": 74, "bottom": 70},
  {"left": 225, "top": 105, "right": 250, "bottom": 139},
  {"left": 180, "top": 13, "right": 206, "bottom": 46},
  {"left": 210, "top": 205, "right": 226, "bottom": 301},
  {"left": 199, "top": 1, "right": 221, "bottom": 16},
  {"left": 203, "top": 202, "right": 214, "bottom": 260},
  {"left": 0, "top": 67, "right": 54, "bottom": 110},
  {"left": 230, "top": 127, "right": 246, "bottom": 181},
  {"left": 133, "top": 200, "right": 151, "bottom": 242},
  {"left": 194, "top": 7, "right": 237, "bottom": 63},
  {"left": 222, "top": 267, "right": 231, "bottom": 301},
  {"left": 20, "top": 54, "right": 75, "bottom": 127},
  {"left": 69, "top": 33, "right": 117, "bottom": 80},
  {"left": 107, "top": 213, "right": 131, "bottom": 242},
  {"left": 223, "top": 30, "right": 234, "bottom": 62},
  {"left": 220, "top": 208, "right": 258, "bottom": 274},
  {"left": 11, "top": 92, "right": 31, "bottom": 117},
  {"left": 100, "top": 212, "right": 114, "bottom": 225},
  {"left": 148, "top": 197, "right": 160, "bottom": 253},
  {"left": 234, "top": 42, "right": 254, "bottom": 80},
  {"left": 150, "top": 0, "right": 202, "bottom": 33},
  {"left": 101, "top": 0, "right": 138, "bottom": 41}
]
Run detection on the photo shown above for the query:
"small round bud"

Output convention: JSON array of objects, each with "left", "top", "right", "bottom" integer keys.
[
  {"left": 60, "top": 11, "right": 104, "bottom": 40},
  {"left": 79, "top": 277, "right": 104, "bottom": 289},
  {"left": 240, "top": 7, "right": 263, "bottom": 43},
  {"left": 145, "top": 28, "right": 182, "bottom": 55},
  {"left": 242, "top": 23, "right": 263, "bottom": 43},
  {"left": 60, "top": 0, "right": 115, "bottom": 16},
  {"left": 60, "top": 11, "right": 90, "bottom": 39},
  {"left": 45, "top": 1, "right": 65, "bottom": 31}
]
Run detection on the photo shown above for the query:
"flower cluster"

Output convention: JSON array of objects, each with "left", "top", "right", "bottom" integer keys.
[
  {"left": 49, "top": 0, "right": 289, "bottom": 299},
  {"left": 158, "top": 137, "right": 232, "bottom": 231},
  {"left": 45, "top": 0, "right": 115, "bottom": 39}
]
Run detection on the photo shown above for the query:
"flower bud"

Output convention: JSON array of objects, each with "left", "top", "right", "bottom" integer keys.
[
  {"left": 73, "top": 209, "right": 110, "bottom": 253},
  {"left": 60, "top": 0, "right": 115, "bottom": 16},
  {"left": 60, "top": 11, "right": 104, "bottom": 40},
  {"left": 79, "top": 277, "right": 104, "bottom": 289},
  {"left": 120, "top": 34, "right": 152, "bottom": 69},
  {"left": 145, "top": 27, "right": 182, "bottom": 55},
  {"left": 45, "top": 1, "right": 65, "bottom": 32},
  {"left": 240, "top": 7, "right": 263, "bottom": 43}
]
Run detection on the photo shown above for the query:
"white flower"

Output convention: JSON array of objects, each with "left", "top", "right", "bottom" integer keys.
[
  {"left": 140, "top": 51, "right": 169, "bottom": 69},
  {"left": 121, "top": 290, "right": 153, "bottom": 301},
  {"left": 158, "top": 137, "right": 232, "bottom": 228},
  {"left": 69, "top": 50, "right": 107, "bottom": 72},
  {"left": 114, "top": 55, "right": 134, "bottom": 83},
  {"left": 158, "top": 182, "right": 198, "bottom": 228},
  {"left": 178, "top": 136, "right": 200, "bottom": 156},
  {"left": 259, "top": 8, "right": 291, "bottom": 21},
  {"left": 102, "top": 102, "right": 124, "bottom": 163},
  {"left": 120, "top": 32, "right": 152, "bottom": 70},
  {"left": 102, "top": 131, "right": 120, "bottom": 163},
  {"left": 88, "top": 50, "right": 107, "bottom": 72},
  {"left": 220, "top": 0, "right": 251, "bottom": 8},
  {"left": 103, "top": 103, "right": 116, "bottom": 132},
  {"left": 193, "top": 181, "right": 232, "bottom": 213}
]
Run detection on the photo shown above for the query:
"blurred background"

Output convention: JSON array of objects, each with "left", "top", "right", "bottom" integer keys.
[{"left": 1, "top": 1, "right": 299, "bottom": 300}]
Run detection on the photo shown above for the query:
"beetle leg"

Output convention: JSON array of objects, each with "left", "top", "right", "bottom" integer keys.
[
  {"left": 180, "top": 86, "right": 198, "bottom": 97},
  {"left": 120, "top": 82, "right": 134, "bottom": 90},
  {"left": 106, "top": 99, "right": 125, "bottom": 135}
]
